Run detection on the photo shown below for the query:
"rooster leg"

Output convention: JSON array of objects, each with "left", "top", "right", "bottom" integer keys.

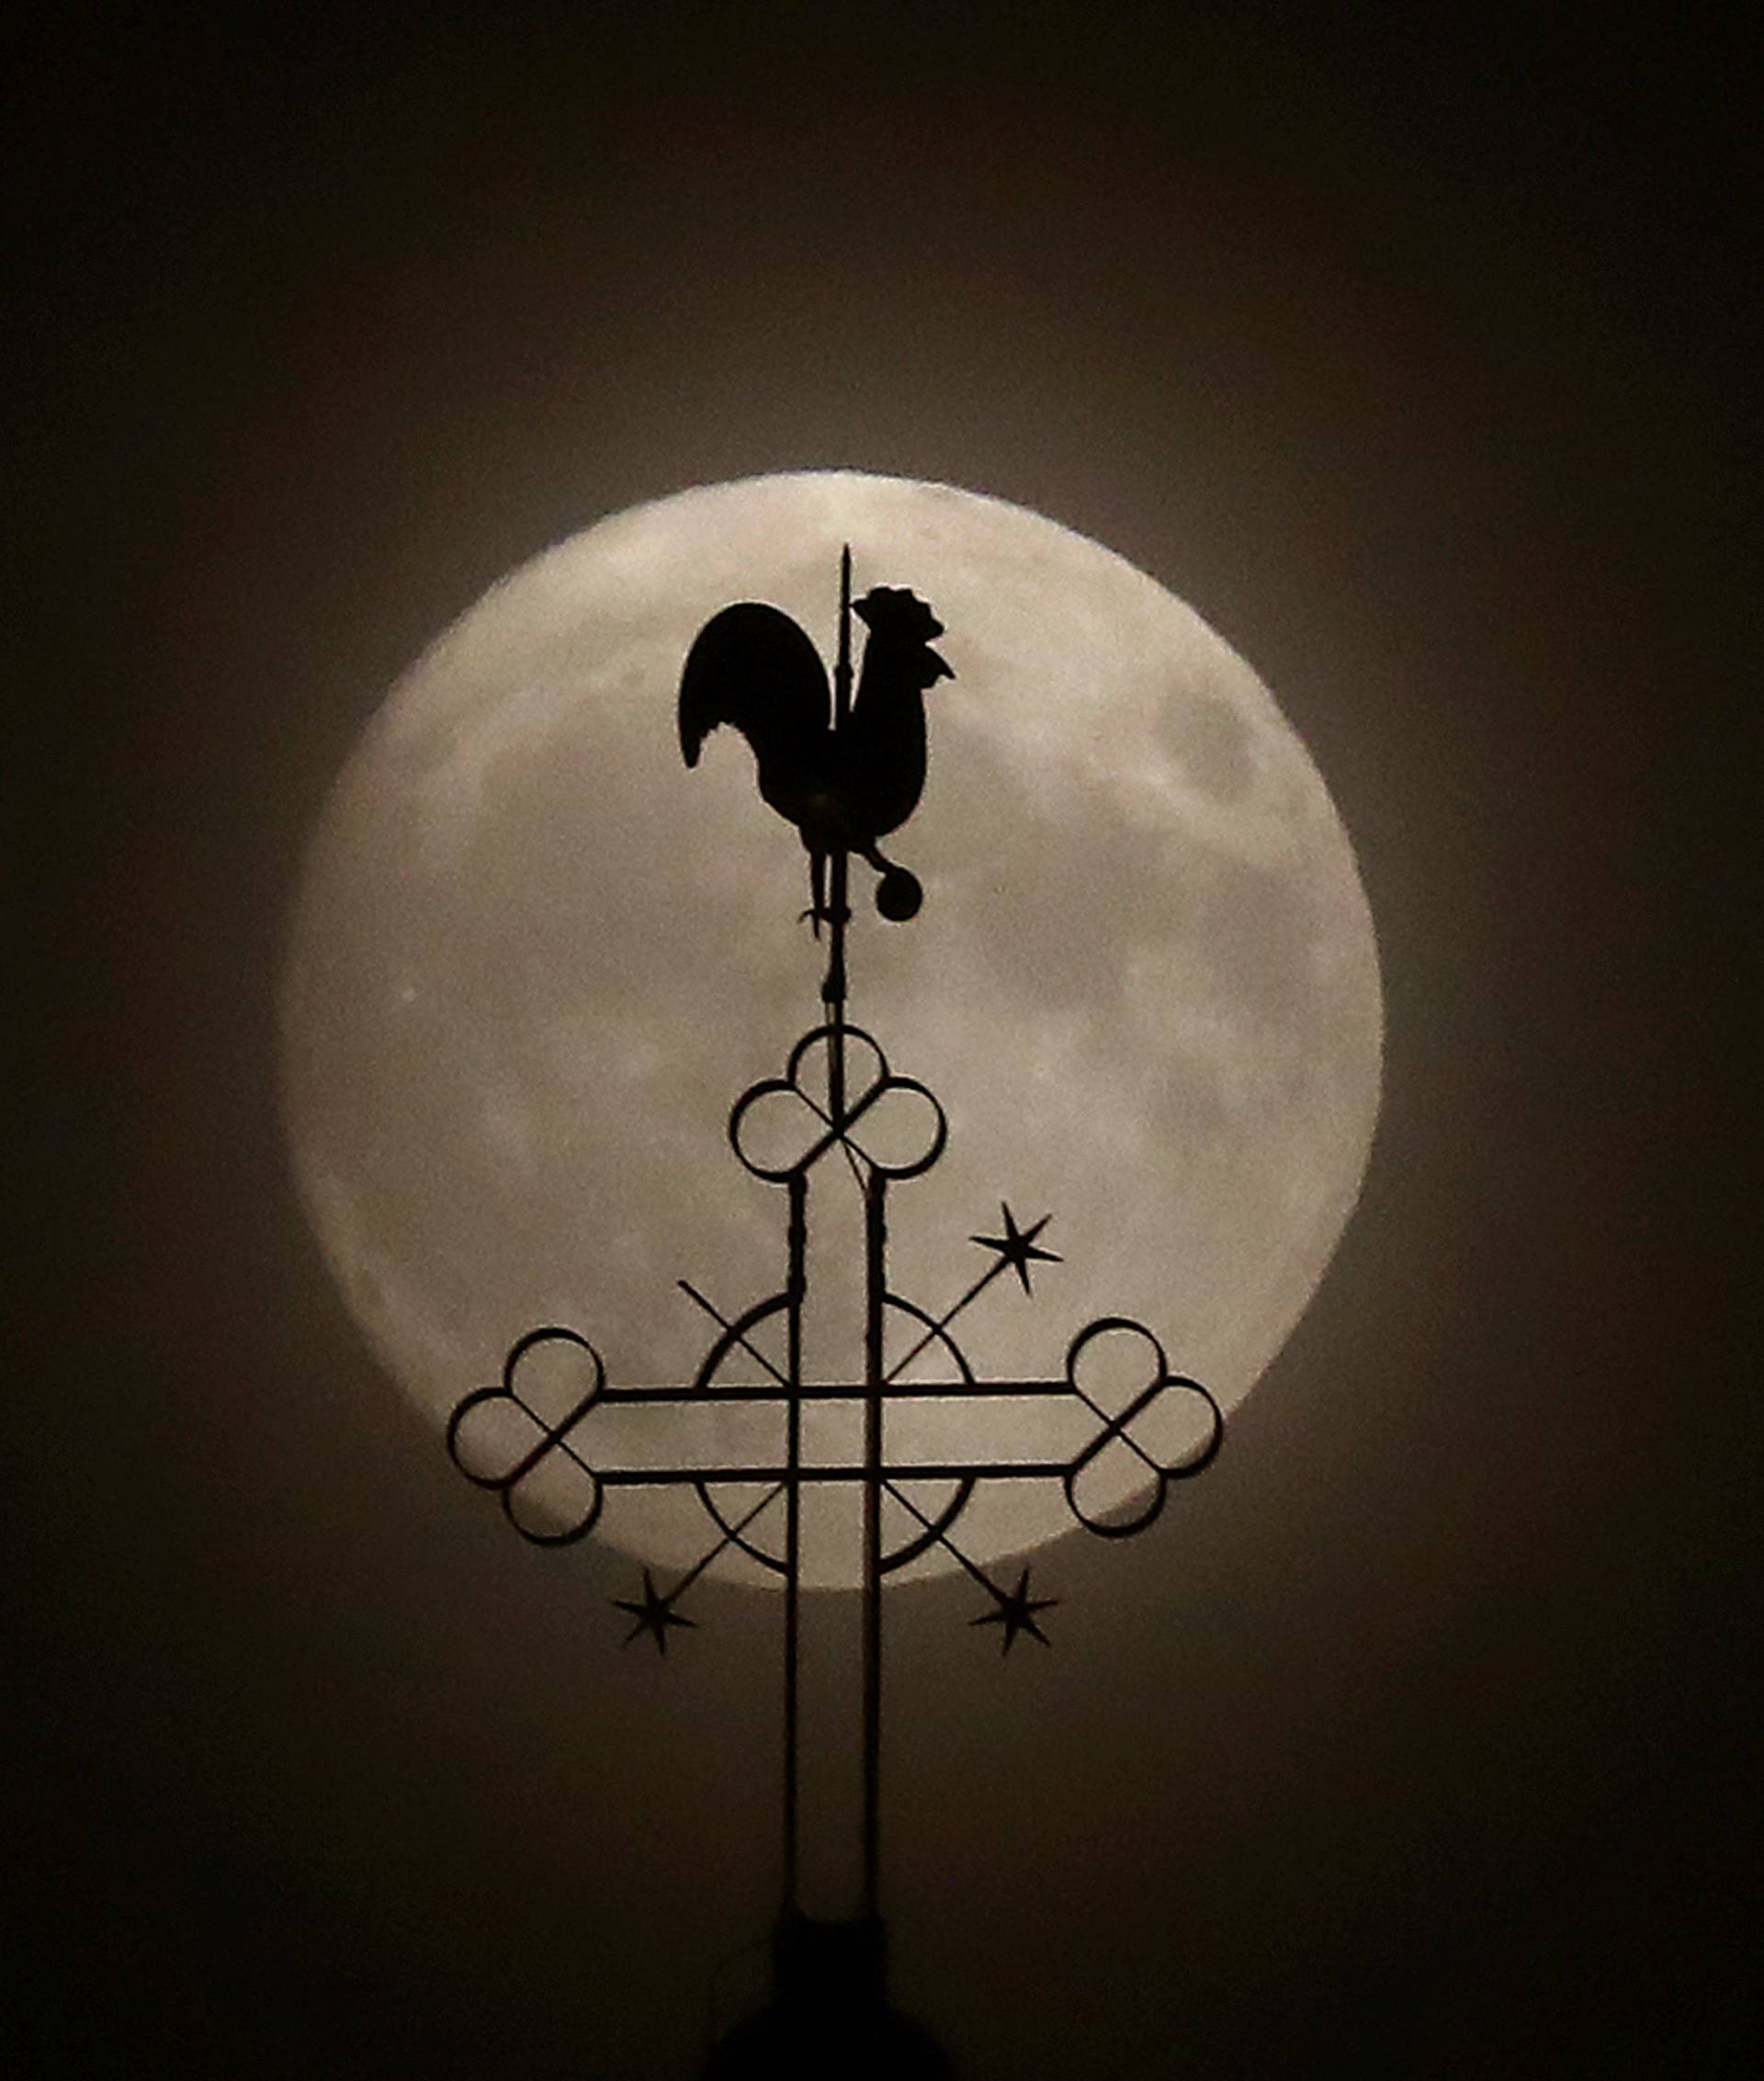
[
  {"left": 799, "top": 849, "right": 853, "bottom": 935},
  {"left": 804, "top": 850, "right": 826, "bottom": 938}
]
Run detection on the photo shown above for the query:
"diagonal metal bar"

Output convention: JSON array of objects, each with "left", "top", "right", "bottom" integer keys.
[
  {"left": 884, "top": 1251, "right": 1022, "bottom": 1385},
  {"left": 760, "top": 1072, "right": 898, "bottom": 1182},
  {"left": 671, "top": 1482, "right": 788, "bottom": 1600},
  {"left": 881, "top": 1478, "right": 1012, "bottom": 1601},
  {"left": 1063, "top": 1376, "right": 1163, "bottom": 1483},
  {"left": 677, "top": 1280, "right": 789, "bottom": 1385},
  {"left": 783, "top": 1034, "right": 871, "bottom": 1193}
]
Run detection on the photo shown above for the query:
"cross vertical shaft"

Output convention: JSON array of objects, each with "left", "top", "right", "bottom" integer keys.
[
  {"left": 823, "top": 544, "right": 854, "bottom": 1114},
  {"left": 781, "top": 1171, "right": 807, "bottom": 1913},
  {"left": 862, "top": 1166, "right": 887, "bottom": 1917}
]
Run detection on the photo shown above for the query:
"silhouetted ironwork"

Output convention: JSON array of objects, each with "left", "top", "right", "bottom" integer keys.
[
  {"left": 702, "top": 1911, "right": 953, "bottom": 2080},
  {"left": 681, "top": 548, "right": 948, "bottom": 945},
  {"left": 445, "top": 548, "right": 1223, "bottom": 2069}
]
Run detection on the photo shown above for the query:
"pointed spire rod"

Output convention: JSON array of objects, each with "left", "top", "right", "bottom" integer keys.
[
  {"left": 823, "top": 546, "right": 854, "bottom": 1099},
  {"left": 834, "top": 540, "right": 854, "bottom": 731}
]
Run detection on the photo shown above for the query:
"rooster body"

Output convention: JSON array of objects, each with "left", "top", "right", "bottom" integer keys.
[{"left": 679, "top": 583, "right": 952, "bottom": 923}]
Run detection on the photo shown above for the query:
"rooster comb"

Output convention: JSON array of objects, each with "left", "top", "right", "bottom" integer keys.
[{"left": 851, "top": 585, "right": 945, "bottom": 642}]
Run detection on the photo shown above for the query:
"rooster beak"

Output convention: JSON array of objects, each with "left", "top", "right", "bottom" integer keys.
[{"left": 928, "top": 649, "right": 954, "bottom": 682}]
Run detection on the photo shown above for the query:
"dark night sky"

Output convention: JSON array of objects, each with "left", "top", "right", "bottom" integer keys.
[{"left": 8, "top": 5, "right": 1757, "bottom": 2075}]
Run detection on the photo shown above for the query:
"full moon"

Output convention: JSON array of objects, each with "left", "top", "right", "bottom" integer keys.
[{"left": 280, "top": 472, "right": 1381, "bottom": 1588}]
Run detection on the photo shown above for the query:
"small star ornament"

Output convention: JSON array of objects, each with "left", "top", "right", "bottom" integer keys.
[
  {"left": 970, "top": 1203, "right": 1061, "bottom": 1296},
  {"left": 612, "top": 1568, "right": 696, "bottom": 1655},
  {"left": 970, "top": 1566, "right": 1059, "bottom": 1654}
]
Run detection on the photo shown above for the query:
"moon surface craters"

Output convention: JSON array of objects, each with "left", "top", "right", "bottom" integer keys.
[{"left": 281, "top": 471, "right": 1381, "bottom": 1587}]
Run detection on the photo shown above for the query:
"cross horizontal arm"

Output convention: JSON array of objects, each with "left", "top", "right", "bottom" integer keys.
[
  {"left": 598, "top": 1457, "right": 1078, "bottom": 1487},
  {"left": 594, "top": 1377, "right": 1073, "bottom": 1406},
  {"left": 452, "top": 1320, "right": 1219, "bottom": 1533}
]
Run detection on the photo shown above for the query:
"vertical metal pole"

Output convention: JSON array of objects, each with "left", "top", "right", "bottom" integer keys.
[
  {"left": 861, "top": 1166, "right": 886, "bottom": 1918},
  {"left": 825, "top": 545, "right": 854, "bottom": 1121},
  {"left": 833, "top": 542, "right": 854, "bottom": 732},
  {"left": 782, "top": 1170, "right": 807, "bottom": 1914}
]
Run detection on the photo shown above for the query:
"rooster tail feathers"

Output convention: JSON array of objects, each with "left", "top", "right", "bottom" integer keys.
[{"left": 678, "top": 602, "right": 831, "bottom": 767}]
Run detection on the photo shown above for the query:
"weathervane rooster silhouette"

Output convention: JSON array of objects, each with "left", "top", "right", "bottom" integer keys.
[{"left": 679, "top": 577, "right": 953, "bottom": 931}]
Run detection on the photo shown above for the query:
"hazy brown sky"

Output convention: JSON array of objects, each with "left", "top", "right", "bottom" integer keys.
[{"left": 10, "top": 6, "right": 1754, "bottom": 2076}]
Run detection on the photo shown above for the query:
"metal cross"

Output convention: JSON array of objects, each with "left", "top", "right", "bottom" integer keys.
[{"left": 444, "top": 549, "right": 1225, "bottom": 1928}]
